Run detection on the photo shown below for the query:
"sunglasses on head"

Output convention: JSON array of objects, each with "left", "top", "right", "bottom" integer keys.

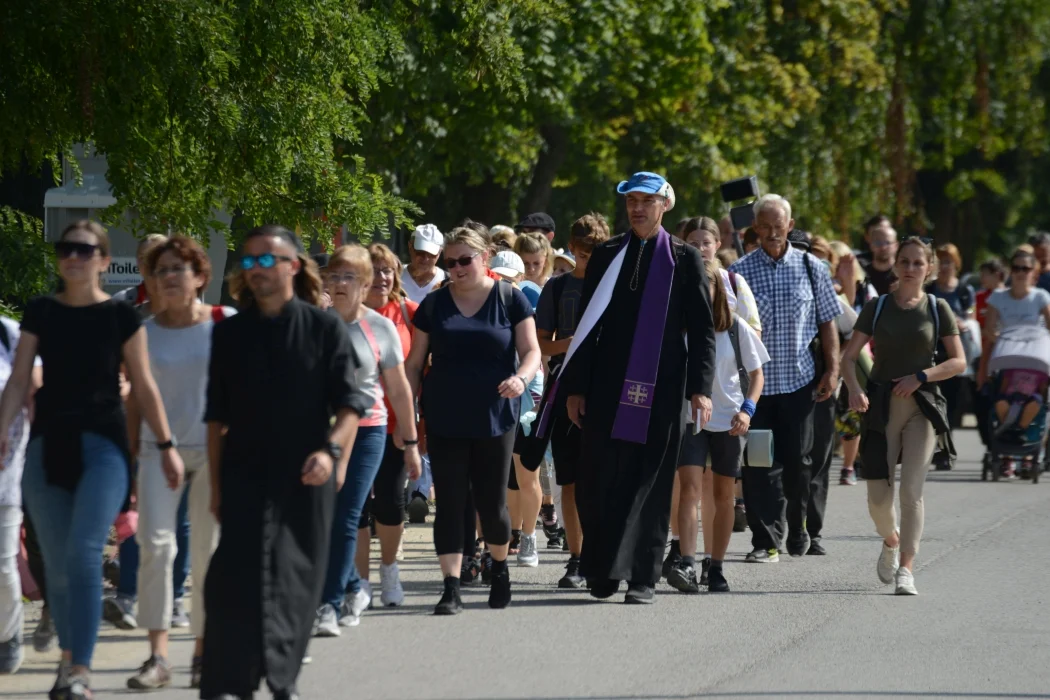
[
  {"left": 54, "top": 241, "right": 100, "bottom": 259},
  {"left": 240, "top": 253, "right": 295, "bottom": 270},
  {"left": 445, "top": 252, "right": 479, "bottom": 269}
]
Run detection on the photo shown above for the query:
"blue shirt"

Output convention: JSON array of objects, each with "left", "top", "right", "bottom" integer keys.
[
  {"left": 413, "top": 283, "right": 534, "bottom": 438},
  {"left": 519, "top": 281, "right": 543, "bottom": 310},
  {"left": 730, "top": 244, "right": 841, "bottom": 395}
]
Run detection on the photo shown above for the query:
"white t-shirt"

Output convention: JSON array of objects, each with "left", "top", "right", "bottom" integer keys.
[
  {"left": 706, "top": 320, "right": 770, "bottom": 433},
  {"left": 987, "top": 287, "right": 1050, "bottom": 330},
  {"left": 0, "top": 317, "right": 40, "bottom": 506},
  {"left": 141, "top": 307, "right": 236, "bottom": 451},
  {"left": 401, "top": 267, "right": 446, "bottom": 304}
]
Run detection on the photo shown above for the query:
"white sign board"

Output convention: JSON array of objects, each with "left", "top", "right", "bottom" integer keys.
[{"left": 102, "top": 257, "right": 142, "bottom": 287}]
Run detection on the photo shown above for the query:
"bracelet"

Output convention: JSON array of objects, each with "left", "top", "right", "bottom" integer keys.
[
  {"left": 740, "top": 399, "right": 757, "bottom": 418},
  {"left": 516, "top": 375, "right": 530, "bottom": 386},
  {"left": 403, "top": 439, "right": 419, "bottom": 446}
]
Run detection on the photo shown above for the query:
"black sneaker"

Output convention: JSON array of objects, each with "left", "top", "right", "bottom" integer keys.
[
  {"left": 733, "top": 501, "right": 747, "bottom": 532},
  {"left": 624, "top": 583, "right": 656, "bottom": 604},
  {"left": 480, "top": 552, "right": 493, "bottom": 585},
  {"left": 589, "top": 579, "right": 620, "bottom": 599},
  {"left": 661, "top": 540, "right": 682, "bottom": 579},
  {"left": 807, "top": 540, "right": 827, "bottom": 556},
  {"left": 541, "top": 504, "right": 558, "bottom": 537},
  {"left": 460, "top": 557, "right": 481, "bottom": 586},
  {"left": 561, "top": 528, "right": 569, "bottom": 551},
  {"left": 745, "top": 547, "right": 780, "bottom": 563},
  {"left": 546, "top": 530, "right": 564, "bottom": 550},
  {"left": 707, "top": 565, "right": 730, "bottom": 592},
  {"left": 700, "top": 557, "right": 711, "bottom": 587},
  {"left": 558, "top": 556, "right": 585, "bottom": 589},
  {"left": 666, "top": 562, "right": 699, "bottom": 593},
  {"left": 434, "top": 577, "right": 464, "bottom": 615},
  {"left": 488, "top": 564, "right": 512, "bottom": 609},
  {"left": 787, "top": 533, "right": 810, "bottom": 557}
]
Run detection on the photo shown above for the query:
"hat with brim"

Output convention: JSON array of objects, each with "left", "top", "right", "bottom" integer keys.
[
  {"left": 616, "top": 171, "right": 675, "bottom": 211},
  {"left": 553, "top": 250, "right": 576, "bottom": 268},
  {"left": 412, "top": 224, "right": 444, "bottom": 255},
  {"left": 489, "top": 250, "right": 525, "bottom": 278}
]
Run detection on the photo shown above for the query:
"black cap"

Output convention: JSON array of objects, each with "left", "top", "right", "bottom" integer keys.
[
  {"left": 788, "top": 228, "right": 811, "bottom": 252},
  {"left": 515, "top": 212, "right": 556, "bottom": 233},
  {"left": 311, "top": 253, "right": 330, "bottom": 269},
  {"left": 244, "top": 224, "right": 305, "bottom": 254}
]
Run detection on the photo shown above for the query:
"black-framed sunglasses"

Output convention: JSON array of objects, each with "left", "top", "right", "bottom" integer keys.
[
  {"left": 1012, "top": 265, "right": 1034, "bottom": 274},
  {"left": 240, "top": 253, "right": 294, "bottom": 270},
  {"left": 54, "top": 241, "right": 100, "bottom": 260},
  {"left": 445, "top": 252, "right": 479, "bottom": 269}
]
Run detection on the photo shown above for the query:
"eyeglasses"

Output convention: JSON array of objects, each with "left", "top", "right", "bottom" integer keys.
[
  {"left": 445, "top": 252, "right": 479, "bottom": 269},
  {"left": 373, "top": 267, "right": 396, "bottom": 277},
  {"left": 324, "top": 273, "right": 358, "bottom": 285},
  {"left": 1012, "top": 265, "right": 1034, "bottom": 274},
  {"left": 869, "top": 240, "right": 897, "bottom": 249},
  {"left": 240, "top": 253, "right": 294, "bottom": 270},
  {"left": 154, "top": 264, "right": 190, "bottom": 277},
  {"left": 54, "top": 241, "right": 100, "bottom": 259}
]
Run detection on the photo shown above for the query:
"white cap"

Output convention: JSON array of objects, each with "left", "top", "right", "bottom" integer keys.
[
  {"left": 412, "top": 224, "right": 444, "bottom": 255},
  {"left": 489, "top": 250, "right": 525, "bottom": 278}
]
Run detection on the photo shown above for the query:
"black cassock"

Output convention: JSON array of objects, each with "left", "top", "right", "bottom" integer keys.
[
  {"left": 563, "top": 232, "right": 715, "bottom": 585},
  {"left": 200, "top": 297, "right": 370, "bottom": 698}
]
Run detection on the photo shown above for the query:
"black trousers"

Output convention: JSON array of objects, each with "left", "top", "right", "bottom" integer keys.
[
  {"left": 428, "top": 430, "right": 514, "bottom": 555},
  {"left": 743, "top": 382, "right": 816, "bottom": 551},
  {"left": 359, "top": 434, "right": 409, "bottom": 528},
  {"left": 807, "top": 393, "right": 836, "bottom": 542}
]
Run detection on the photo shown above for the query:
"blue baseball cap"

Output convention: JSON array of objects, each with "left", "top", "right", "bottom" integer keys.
[{"left": 616, "top": 171, "right": 675, "bottom": 210}]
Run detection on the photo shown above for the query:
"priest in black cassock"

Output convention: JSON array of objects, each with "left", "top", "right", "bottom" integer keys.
[
  {"left": 557, "top": 172, "right": 715, "bottom": 604},
  {"left": 200, "top": 225, "right": 370, "bottom": 700}
]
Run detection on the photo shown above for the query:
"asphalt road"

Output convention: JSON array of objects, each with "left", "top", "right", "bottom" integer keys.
[{"left": 7, "top": 427, "right": 1050, "bottom": 700}]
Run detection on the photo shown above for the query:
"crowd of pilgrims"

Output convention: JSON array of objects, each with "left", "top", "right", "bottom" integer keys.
[{"left": 0, "top": 172, "right": 980, "bottom": 700}]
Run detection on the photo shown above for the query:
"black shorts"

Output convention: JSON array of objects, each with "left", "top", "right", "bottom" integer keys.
[
  {"left": 677, "top": 430, "right": 745, "bottom": 479},
  {"left": 549, "top": 419, "right": 582, "bottom": 486}
]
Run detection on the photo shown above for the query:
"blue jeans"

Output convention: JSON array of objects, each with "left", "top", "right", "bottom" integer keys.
[
  {"left": 117, "top": 481, "right": 190, "bottom": 600},
  {"left": 321, "top": 426, "right": 386, "bottom": 607},
  {"left": 23, "top": 433, "right": 129, "bottom": 667}
]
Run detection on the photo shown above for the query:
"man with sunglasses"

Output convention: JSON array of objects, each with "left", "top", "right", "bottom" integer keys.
[{"left": 199, "top": 225, "right": 371, "bottom": 700}]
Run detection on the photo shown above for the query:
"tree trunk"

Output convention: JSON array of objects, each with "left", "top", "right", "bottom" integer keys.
[{"left": 518, "top": 125, "right": 569, "bottom": 216}]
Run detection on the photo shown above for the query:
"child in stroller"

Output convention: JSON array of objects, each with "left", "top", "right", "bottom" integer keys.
[{"left": 982, "top": 324, "right": 1050, "bottom": 482}]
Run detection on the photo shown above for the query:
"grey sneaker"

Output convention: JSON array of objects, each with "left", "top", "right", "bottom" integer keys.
[
  {"left": 379, "top": 562, "right": 405, "bottom": 607},
  {"left": 103, "top": 594, "right": 137, "bottom": 630},
  {"left": 127, "top": 655, "right": 172, "bottom": 690},
  {"left": 0, "top": 634, "right": 24, "bottom": 674},
  {"left": 33, "top": 607, "right": 56, "bottom": 653},
  {"left": 745, "top": 548, "right": 779, "bottom": 563},
  {"left": 170, "top": 598, "right": 190, "bottom": 628},
  {"left": 339, "top": 588, "right": 369, "bottom": 627},
  {"left": 314, "top": 604, "right": 341, "bottom": 637},
  {"left": 895, "top": 567, "right": 918, "bottom": 596},
  {"left": 516, "top": 533, "right": 539, "bottom": 567},
  {"left": 877, "top": 542, "right": 900, "bottom": 584}
]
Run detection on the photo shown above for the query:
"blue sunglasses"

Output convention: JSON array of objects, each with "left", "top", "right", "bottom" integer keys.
[{"left": 240, "top": 253, "right": 295, "bottom": 270}]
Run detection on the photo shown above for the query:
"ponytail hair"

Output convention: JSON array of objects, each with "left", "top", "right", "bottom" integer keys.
[{"left": 704, "top": 259, "right": 733, "bottom": 333}]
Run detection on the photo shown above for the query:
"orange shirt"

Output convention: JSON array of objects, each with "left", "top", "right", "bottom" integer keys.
[{"left": 375, "top": 298, "right": 418, "bottom": 435}]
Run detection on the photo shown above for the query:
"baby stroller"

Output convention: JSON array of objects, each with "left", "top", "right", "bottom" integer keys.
[{"left": 981, "top": 325, "right": 1050, "bottom": 483}]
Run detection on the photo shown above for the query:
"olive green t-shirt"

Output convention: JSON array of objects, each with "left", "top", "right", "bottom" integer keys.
[{"left": 855, "top": 294, "right": 959, "bottom": 383}]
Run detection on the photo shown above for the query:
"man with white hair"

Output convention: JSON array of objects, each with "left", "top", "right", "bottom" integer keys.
[
  {"left": 536, "top": 171, "right": 716, "bottom": 604},
  {"left": 730, "top": 194, "right": 841, "bottom": 561},
  {"left": 401, "top": 224, "right": 445, "bottom": 303}
]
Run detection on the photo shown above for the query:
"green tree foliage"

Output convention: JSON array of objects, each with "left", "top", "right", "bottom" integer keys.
[{"left": 0, "top": 208, "right": 56, "bottom": 309}]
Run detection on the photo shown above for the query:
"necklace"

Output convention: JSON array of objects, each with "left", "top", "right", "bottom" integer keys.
[{"left": 629, "top": 238, "right": 647, "bottom": 291}]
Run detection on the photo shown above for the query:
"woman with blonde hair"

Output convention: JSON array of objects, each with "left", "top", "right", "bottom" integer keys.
[
  {"left": 514, "top": 231, "right": 554, "bottom": 289},
  {"left": 405, "top": 227, "right": 542, "bottom": 614}
]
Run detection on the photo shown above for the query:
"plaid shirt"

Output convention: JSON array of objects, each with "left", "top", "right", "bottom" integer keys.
[{"left": 730, "top": 244, "right": 841, "bottom": 395}]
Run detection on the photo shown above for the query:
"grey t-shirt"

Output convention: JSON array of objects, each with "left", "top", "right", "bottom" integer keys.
[
  {"left": 344, "top": 307, "right": 404, "bottom": 426},
  {"left": 535, "top": 274, "right": 585, "bottom": 366},
  {"left": 987, "top": 288, "right": 1050, "bottom": 330}
]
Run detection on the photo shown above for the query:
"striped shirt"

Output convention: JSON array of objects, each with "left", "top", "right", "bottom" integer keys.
[{"left": 730, "top": 244, "right": 841, "bottom": 395}]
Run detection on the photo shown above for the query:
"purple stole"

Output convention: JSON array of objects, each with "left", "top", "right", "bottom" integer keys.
[{"left": 536, "top": 228, "right": 676, "bottom": 445}]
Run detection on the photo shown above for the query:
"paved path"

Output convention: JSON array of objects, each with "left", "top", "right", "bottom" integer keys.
[{"left": 6, "top": 428, "right": 1050, "bottom": 699}]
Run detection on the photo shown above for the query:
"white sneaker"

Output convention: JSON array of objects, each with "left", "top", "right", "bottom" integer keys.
[
  {"left": 313, "top": 604, "right": 340, "bottom": 637},
  {"left": 360, "top": 581, "right": 373, "bottom": 609},
  {"left": 517, "top": 533, "right": 539, "bottom": 567},
  {"left": 338, "top": 587, "right": 370, "bottom": 627},
  {"left": 877, "top": 542, "right": 900, "bottom": 584},
  {"left": 380, "top": 563, "right": 405, "bottom": 607},
  {"left": 895, "top": 567, "right": 918, "bottom": 595}
]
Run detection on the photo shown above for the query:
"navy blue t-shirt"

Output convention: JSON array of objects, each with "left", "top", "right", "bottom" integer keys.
[{"left": 414, "top": 282, "right": 534, "bottom": 438}]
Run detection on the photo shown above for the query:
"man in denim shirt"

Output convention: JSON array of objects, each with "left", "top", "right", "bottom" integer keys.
[{"left": 730, "top": 195, "right": 841, "bottom": 561}]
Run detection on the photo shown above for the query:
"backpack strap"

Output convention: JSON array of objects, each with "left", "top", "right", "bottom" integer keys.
[
  {"left": 549, "top": 272, "right": 570, "bottom": 330},
  {"left": 728, "top": 317, "right": 751, "bottom": 397},
  {"left": 398, "top": 299, "right": 410, "bottom": 327},
  {"left": 358, "top": 317, "right": 383, "bottom": 367},
  {"left": 871, "top": 294, "right": 889, "bottom": 334},
  {"left": 927, "top": 293, "right": 940, "bottom": 339},
  {"left": 728, "top": 269, "right": 738, "bottom": 296}
]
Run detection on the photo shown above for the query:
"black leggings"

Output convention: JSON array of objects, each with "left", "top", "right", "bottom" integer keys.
[
  {"left": 359, "top": 434, "right": 409, "bottom": 528},
  {"left": 429, "top": 430, "right": 514, "bottom": 555}
]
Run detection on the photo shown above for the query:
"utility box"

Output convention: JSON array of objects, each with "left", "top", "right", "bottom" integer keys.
[{"left": 43, "top": 146, "right": 230, "bottom": 303}]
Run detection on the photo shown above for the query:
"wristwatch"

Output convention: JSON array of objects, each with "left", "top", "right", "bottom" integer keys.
[
  {"left": 516, "top": 375, "right": 530, "bottom": 387},
  {"left": 915, "top": 370, "right": 929, "bottom": 384},
  {"left": 323, "top": 441, "right": 343, "bottom": 462},
  {"left": 156, "top": 437, "right": 177, "bottom": 451}
]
